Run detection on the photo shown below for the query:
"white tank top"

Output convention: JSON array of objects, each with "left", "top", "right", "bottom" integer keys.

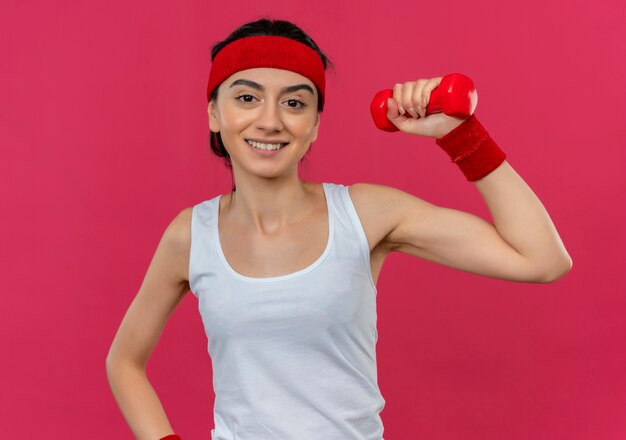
[{"left": 189, "top": 182, "right": 386, "bottom": 440}]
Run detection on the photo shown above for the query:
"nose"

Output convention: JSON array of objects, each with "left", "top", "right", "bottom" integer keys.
[{"left": 255, "top": 101, "right": 284, "bottom": 132}]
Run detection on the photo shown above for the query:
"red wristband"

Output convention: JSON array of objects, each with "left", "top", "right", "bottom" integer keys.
[
  {"left": 435, "top": 114, "right": 506, "bottom": 181},
  {"left": 159, "top": 435, "right": 181, "bottom": 440}
]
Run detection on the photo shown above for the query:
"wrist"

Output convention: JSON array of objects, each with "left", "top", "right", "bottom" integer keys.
[
  {"left": 435, "top": 114, "right": 506, "bottom": 181},
  {"left": 435, "top": 116, "right": 466, "bottom": 140}
]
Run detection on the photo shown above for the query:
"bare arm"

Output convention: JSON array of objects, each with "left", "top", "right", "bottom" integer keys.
[
  {"left": 473, "top": 160, "right": 572, "bottom": 280},
  {"left": 106, "top": 208, "right": 192, "bottom": 440},
  {"left": 372, "top": 160, "right": 572, "bottom": 283}
]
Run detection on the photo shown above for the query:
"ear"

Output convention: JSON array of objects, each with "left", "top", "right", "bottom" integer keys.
[
  {"left": 310, "top": 113, "right": 321, "bottom": 143},
  {"left": 208, "top": 100, "right": 220, "bottom": 133}
]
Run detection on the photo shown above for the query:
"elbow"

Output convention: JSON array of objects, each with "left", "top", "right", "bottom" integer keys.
[
  {"left": 105, "top": 357, "right": 115, "bottom": 384},
  {"left": 105, "top": 345, "right": 119, "bottom": 371},
  {"left": 537, "top": 256, "right": 573, "bottom": 283},
  {"left": 105, "top": 353, "right": 118, "bottom": 377},
  {"left": 105, "top": 349, "right": 131, "bottom": 376},
  {"left": 105, "top": 354, "right": 146, "bottom": 382}
]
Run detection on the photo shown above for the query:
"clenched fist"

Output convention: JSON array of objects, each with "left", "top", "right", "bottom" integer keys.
[{"left": 386, "top": 76, "right": 468, "bottom": 139}]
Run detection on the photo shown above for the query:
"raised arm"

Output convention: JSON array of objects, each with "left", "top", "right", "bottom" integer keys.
[
  {"left": 105, "top": 208, "right": 192, "bottom": 439},
  {"left": 369, "top": 76, "right": 572, "bottom": 283}
]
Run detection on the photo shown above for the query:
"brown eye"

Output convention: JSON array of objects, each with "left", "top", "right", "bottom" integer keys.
[
  {"left": 236, "top": 94, "right": 256, "bottom": 103},
  {"left": 286, "top": 99, "right": 306, "bottom": 109}
]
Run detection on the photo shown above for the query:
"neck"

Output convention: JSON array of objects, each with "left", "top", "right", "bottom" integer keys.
[{"left": 224, "top": 177, "right": 314, "bottom": 234}]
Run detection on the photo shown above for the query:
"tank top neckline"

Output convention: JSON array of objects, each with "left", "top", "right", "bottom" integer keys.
[{"left": 212, "top": 182, "right": 336, "bottom": 283}]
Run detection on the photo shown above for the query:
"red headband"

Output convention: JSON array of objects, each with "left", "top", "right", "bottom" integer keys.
[{"left": 206, "top": 35, "right": 326, "bottom": 107}]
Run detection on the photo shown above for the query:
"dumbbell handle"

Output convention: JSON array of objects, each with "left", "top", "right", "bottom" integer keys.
[{"left": 370, "top": 73, "right": 478, "bottom": 132}]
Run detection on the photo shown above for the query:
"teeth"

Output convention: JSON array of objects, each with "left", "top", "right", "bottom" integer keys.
[{"left": 247, "top": 140, "right": 286, "bottom": 151}]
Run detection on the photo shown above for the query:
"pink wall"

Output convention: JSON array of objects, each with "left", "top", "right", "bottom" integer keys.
[{"left": 2, "top": 0, "right": 625, "bottom": 438}]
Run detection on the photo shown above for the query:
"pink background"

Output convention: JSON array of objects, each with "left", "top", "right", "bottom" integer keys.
[{"left": 2, "top": 0, "right": 625, "bottom": 438}]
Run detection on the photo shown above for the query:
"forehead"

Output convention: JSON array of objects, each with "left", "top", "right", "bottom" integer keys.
[{"left": 223, "top": 67, "right": 315, "bottom": 90}]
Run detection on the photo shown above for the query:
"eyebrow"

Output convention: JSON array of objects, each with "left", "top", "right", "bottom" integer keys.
[{"left": 228, "top": 78, "right": 314, "bottom": 95}]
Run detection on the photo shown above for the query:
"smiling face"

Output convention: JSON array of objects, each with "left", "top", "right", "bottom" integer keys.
[{"left": 208, "top": 67, "right": 321, "bottom": 180}]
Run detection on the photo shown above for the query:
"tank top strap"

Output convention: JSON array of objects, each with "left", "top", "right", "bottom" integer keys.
[
  {"left": 189, "top": 195, "right": 221, "bottom": 298},
  {"left": 325, "top": 182, "right": 378, "bottom": 293}
]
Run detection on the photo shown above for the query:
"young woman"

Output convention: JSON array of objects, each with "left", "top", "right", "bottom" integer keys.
[{"left": 106, "top": 18, "right": 572, "bottom": 440}]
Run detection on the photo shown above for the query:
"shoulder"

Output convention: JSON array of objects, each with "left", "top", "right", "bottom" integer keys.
[
  {"left": 347, "top": 182, "right": 400, "bottom": 203},
  {"left": 159, "top": 207, "right": 194, "bottom": 276},
  {"left": 347, "top": 182, "right": 432, "bottom": 213},
  {"left": 346, "top": 183, "right": 430, "bottom": 251},
  {"left": 166, "top": 206, "right": 193, "bottom": 242},
  {"left": 165, "top": 207, "right": 193, "bottom": 239},
  {"left": 347, "top": 182, "right": 437, "bottom": 251}
]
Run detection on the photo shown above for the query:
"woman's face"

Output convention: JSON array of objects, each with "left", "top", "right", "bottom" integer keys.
[{"left": 208, "top": 67, "right": 320, "bottom": 177}]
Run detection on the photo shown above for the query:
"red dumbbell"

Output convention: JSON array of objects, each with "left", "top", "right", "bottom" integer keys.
[{"left": 370, "top": 73, "right": 478, "bottom": 132}]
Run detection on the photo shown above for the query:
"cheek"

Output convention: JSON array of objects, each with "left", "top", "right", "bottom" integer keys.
[
  {"left": 220, "top": 112, "right": 253, "bottom": 130},
  {"left": 285, "top": 116, "right": 318, "bottom": 137}
]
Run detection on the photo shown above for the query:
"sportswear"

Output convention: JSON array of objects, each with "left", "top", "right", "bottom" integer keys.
[
  {"left": 189, "top": 182, "right": 385, "bottom": 440},
  {"left": 206, "top": 35, "right": 326, "bottom": 108},
  {"left": 436, "top": 114, "right": 506, "bottom": 181}
]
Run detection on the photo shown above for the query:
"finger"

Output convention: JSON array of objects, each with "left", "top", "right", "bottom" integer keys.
[
  {"left": 386, "top": 96, "right": 400, "bottom": 120},
  {"left": 412, "top": 82, "right": 424, "bottom": 118},
  {"left": 411, "top": 79, "right": 428, "bottom": 118},
  {"left": 386, "top": 96, "right": 413, "bottom": 130},
  {"left": 422, "top": 76, "right": 443, "bottom": 111},
  {"left": 401, "top": 81, "right": 418, "bottom": 119},
  {"left": 393, "top": 83, "right": 406, "bottom": 116}
]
